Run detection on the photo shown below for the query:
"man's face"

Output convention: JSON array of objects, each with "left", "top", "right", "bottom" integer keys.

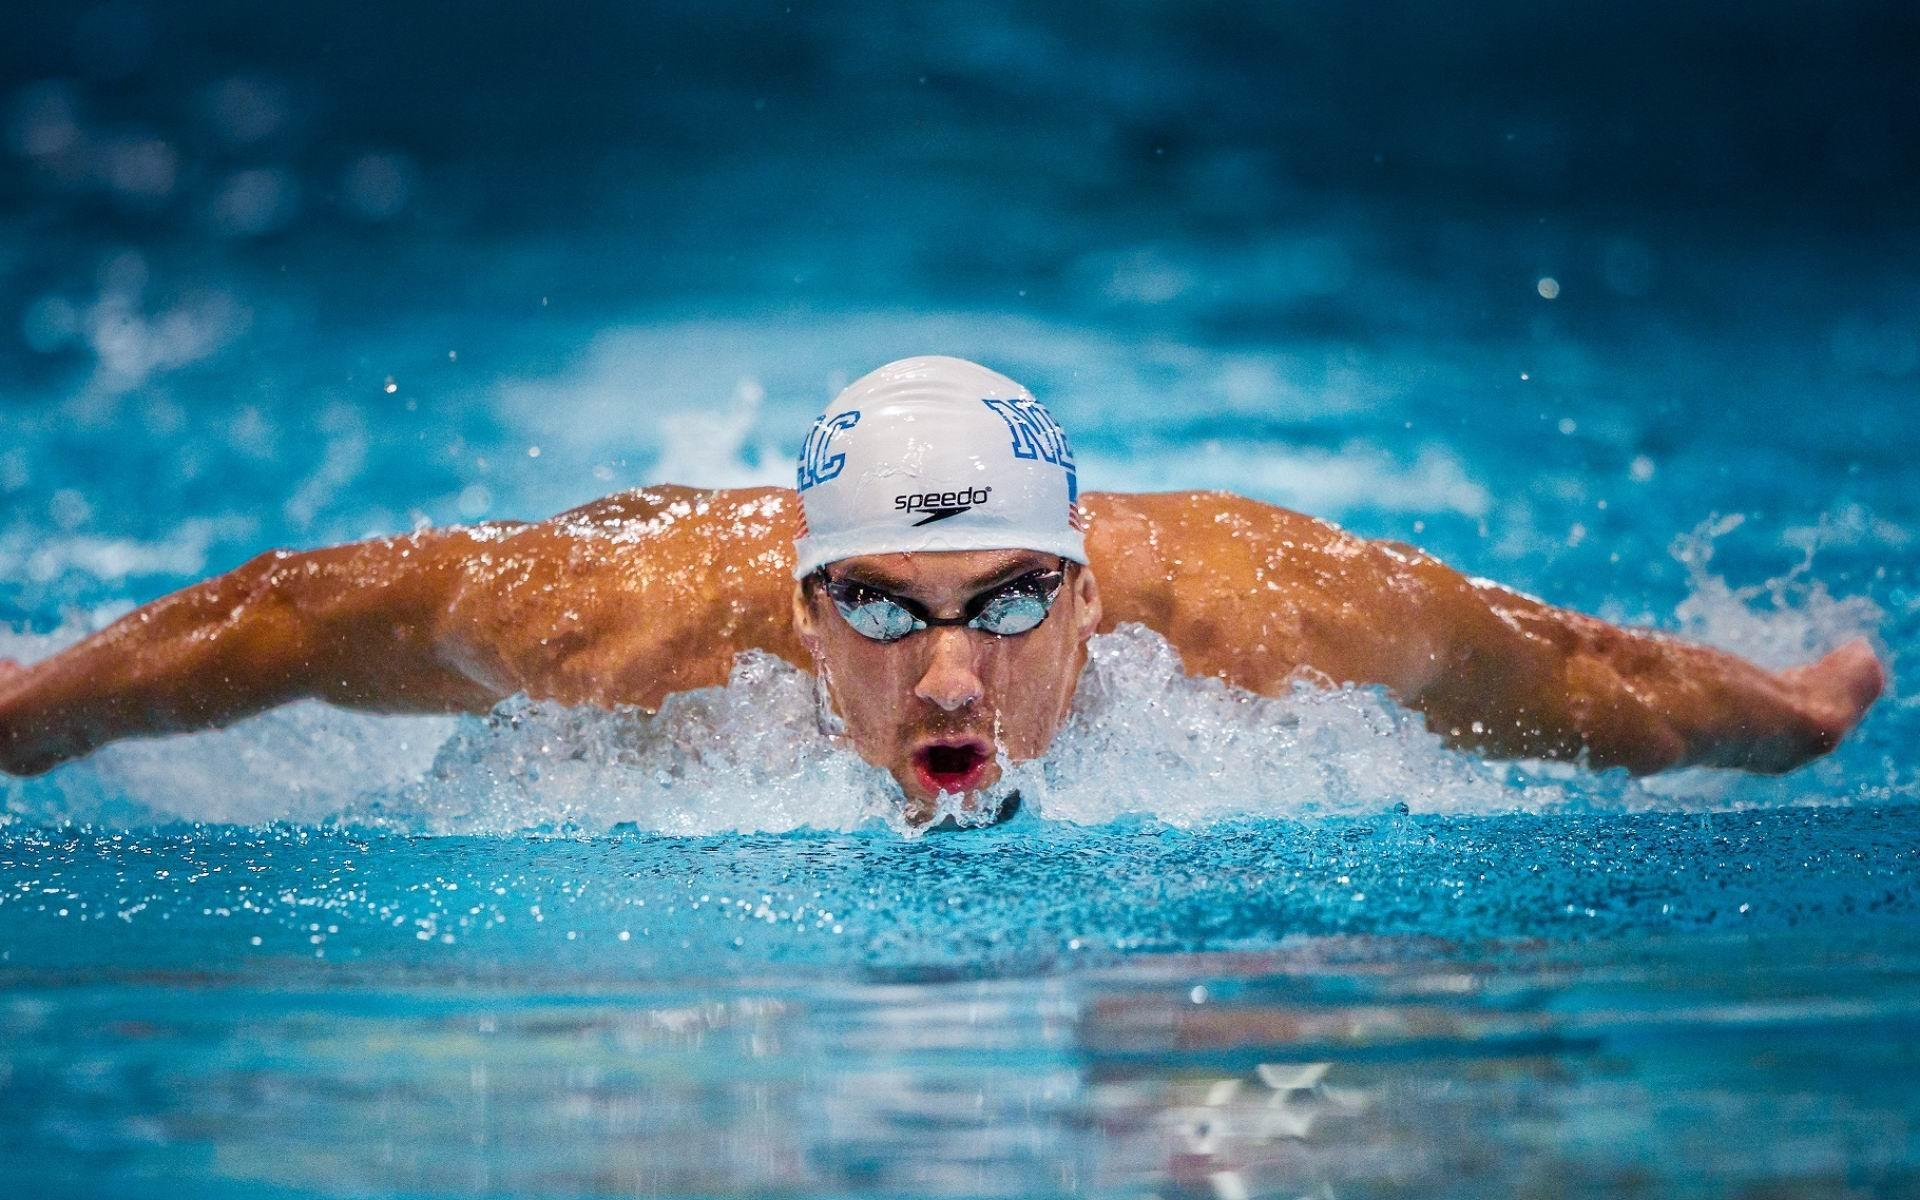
[{"left": 792, "top": 548, "right": 1103, "bottom": 824}]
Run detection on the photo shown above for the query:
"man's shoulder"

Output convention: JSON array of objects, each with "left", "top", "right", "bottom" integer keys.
[
  {"left": 1082, "top": 489, "right": 1344, "bottom": 550},
  {"left": 425, "top": 483, "right": 801, "bottom": 584}
]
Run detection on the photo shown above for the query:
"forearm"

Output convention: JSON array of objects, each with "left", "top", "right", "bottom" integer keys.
[
  {"left": 1415, "top": 579, "right": 1876, "bottom": 774},
  {"left": 0, "top": 538, "right": 502, "bottom": 775},
  {"left": 0, "top": 555, "right": 299, "bottom": 772}
]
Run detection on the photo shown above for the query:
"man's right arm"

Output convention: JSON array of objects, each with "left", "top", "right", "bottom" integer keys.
[
  {"left": 0, "top": 484, "right": 808, "bottom": 777},
  {"left": 0, "top": 527, "right": 517, "bottom": 775}
]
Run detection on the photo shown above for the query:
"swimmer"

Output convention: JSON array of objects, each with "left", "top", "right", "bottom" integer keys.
[{"left": 0, "top": 356, "right": 1886, "bottom": 823}]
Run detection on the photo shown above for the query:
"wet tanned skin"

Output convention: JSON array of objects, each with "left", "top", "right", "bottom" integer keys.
[{"left": 0, "top": 485, "right": 1887, "bottom": 791}]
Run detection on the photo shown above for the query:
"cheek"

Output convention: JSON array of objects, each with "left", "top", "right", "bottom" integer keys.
[
  {"left": 976, "top": 631, "right": 1077, "bottom": 743},
  {"left": 818, "top": 636, "right": 917, "bottom": 724}
]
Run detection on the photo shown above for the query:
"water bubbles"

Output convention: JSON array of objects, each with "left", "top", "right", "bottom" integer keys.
[
  {"left": 48, "top": 490, "right": 93, "bottom": 532},
  {"left": 73, "top": 286, "right": 250, "bottom": 394},
  {"left": 208, "top": 167, "right": 301, "bottom": 238},
  {"left": 201, "top": 77, "right": 290, "bottom": 148},
  {"left": 7, "top": 82, "right": 83, "bottom": 159},
  {"left": 1536, "top": 276, "right": 1561, "bottom": 300},
  {"left": 341, "top": 152, "right": 416, "bottom": 221},
  {"left": 1100, "top": 247, "right": 1195, "bottom": 305},
  {"left": 101, "top": 134, "right": 177, "bottom": 202},
  {"left": 457, "top": 485, "right": 492, "bottom": 518},
  {"left": 1629, "top": 454, "right": 1656, "bottom": 483},
  {"left": 20, "top": 296, "right": 82, "bottom": 354},
  {"left": 0, "top": 451, "right": 27, "bottom": 493}
]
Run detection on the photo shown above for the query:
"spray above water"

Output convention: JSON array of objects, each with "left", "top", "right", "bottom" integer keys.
[
  {"left": 5, "top": 623, "right": 1542, "bottom": 834},
  {"left": 347, "top": 623, "right": 1546, "bottom": 834},
  {"left": 0, "top": 516, "right": 1892, "bottom": 834}
]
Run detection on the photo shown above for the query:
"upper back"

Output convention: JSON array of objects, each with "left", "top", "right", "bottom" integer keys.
[{"left": 456, "top": 484, "right": 1424, "bottom": 708}]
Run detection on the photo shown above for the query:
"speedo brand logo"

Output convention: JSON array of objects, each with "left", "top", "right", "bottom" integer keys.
[{"left": 895, "top": 486, "right": 992, "bottom": 526}]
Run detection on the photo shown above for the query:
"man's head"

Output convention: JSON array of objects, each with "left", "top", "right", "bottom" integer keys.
[{"left": 789, "top": 356, "right": 1100, "bottom": 821}]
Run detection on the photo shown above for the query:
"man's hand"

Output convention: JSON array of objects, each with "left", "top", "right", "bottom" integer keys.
[{"left": 1777, "top": 638, "right": 1887, "bottom": 760}]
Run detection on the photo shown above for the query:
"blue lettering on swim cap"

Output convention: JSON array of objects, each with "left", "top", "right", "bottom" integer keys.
[
  {"left": 982, "top": 397, "right": 1078, "bottom": 502},
  {"left": 797, "top": 410, "right": 861, "bottom": 491}
]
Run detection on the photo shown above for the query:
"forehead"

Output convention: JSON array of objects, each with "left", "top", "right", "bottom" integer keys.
[{"left": 829, "top": 549, "right": 1056, "bottom": 593}]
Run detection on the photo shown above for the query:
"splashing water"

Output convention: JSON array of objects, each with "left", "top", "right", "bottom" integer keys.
[
  {"left": 1669, "top": 512, "right": 1885, "bottom": 669},
  {"left": 2, "top": 538, "right": 1884, "bottom": 835}
]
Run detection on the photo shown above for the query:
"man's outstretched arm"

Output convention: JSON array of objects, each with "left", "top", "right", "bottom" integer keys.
[
  {"left": 0, "top": 485, "right": 807, "bottom": 777},
  {"left": 1089, "top": 492, "right": 1886, "bottom": 776},
  {"left": 1407, "top": 569, "right": 1885, "bottom": 774},
  {"left": 0, "top": 529, "right": 513, "bottom": 776}
]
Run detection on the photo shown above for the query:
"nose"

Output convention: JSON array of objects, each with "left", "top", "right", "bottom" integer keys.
[{"left": 912, "top": 628, "right": 984, "bottom": 712}]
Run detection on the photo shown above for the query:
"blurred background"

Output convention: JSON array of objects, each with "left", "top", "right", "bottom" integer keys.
[{"left": 1, "top": 0, "right": 1915, "bottom": 664}]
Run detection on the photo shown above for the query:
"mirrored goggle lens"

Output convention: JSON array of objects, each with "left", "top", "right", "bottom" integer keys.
[
  {"left": 968, "top": 590, "right": 1051, "bottom": 635},
  {"left": 834, "top": 597, "right": 920, "bottom": 642}
]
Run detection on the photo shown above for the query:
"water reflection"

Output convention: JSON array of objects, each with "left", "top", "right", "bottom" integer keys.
[{"left": 6, "top": 931, "right": 1917, "bottom": 1198}]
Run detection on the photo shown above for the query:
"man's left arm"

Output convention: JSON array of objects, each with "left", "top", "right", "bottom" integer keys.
[
  {"left": 1399, "top": 559, "right": 1885, "bottom": 774},
  {"left": 1098, "top": 492, "right": 1885, "bottom": 776}
]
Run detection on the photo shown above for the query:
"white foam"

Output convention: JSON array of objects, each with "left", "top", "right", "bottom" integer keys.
[
  {"left": 5, "top": 622, "right": 1557, "bottom": 834},
  {"left": 1003, "top": 625, "right": 1535, "bottom": 825},
  {"left": 2, "top": 515, "right": 1889, "bottom": 834},
  {"left": 386, "top": 652, "right": 898, "bottom": 836},
  {"left": 1667, "top": 514, "right": 1884, "bottom": 669}
]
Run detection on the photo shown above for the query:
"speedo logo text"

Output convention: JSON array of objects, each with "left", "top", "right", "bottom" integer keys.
[{"left": 895, "top": 486, "right": 992, "bottom": 526}]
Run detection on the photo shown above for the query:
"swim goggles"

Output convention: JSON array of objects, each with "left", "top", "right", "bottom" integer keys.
[{"left": 814, "top": 560, "right": 1068, "bottom": 643}]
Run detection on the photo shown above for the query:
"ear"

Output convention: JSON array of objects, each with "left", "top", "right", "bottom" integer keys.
[
  {"left": 791, "top": 579, "right": 824, "bottom": 658},
  {"left": 1072, "top": 565, "right": 1103, "bottom": 642}
]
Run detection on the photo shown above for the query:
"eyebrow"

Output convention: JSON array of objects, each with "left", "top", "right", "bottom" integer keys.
[{"left": 837, "top": 555, "right": 1053, "bottom": 597}]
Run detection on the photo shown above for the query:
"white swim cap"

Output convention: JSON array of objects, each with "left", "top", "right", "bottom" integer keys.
[{"left": 792, "top": 355, "right": 1086, "bottom": 577}]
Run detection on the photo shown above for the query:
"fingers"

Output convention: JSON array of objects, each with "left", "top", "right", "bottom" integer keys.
[
  {"left": 1825, "top": 638, "right": 1888, "bottom": 713},
  {"left": 1776, "top": 638, "right": 1886, "bottom": 761},
  {"left": 1787, "top": 638, "right": 1886, "bottom": 714}
]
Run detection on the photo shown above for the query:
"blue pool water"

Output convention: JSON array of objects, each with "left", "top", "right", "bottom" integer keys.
[{"left": 4, "top": 2, "right": 1920, "bottom": 1195}]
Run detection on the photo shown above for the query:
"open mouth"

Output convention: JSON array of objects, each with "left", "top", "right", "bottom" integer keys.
[{"left": 911, "top": 739, "right": 993, "bottom": 796}]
